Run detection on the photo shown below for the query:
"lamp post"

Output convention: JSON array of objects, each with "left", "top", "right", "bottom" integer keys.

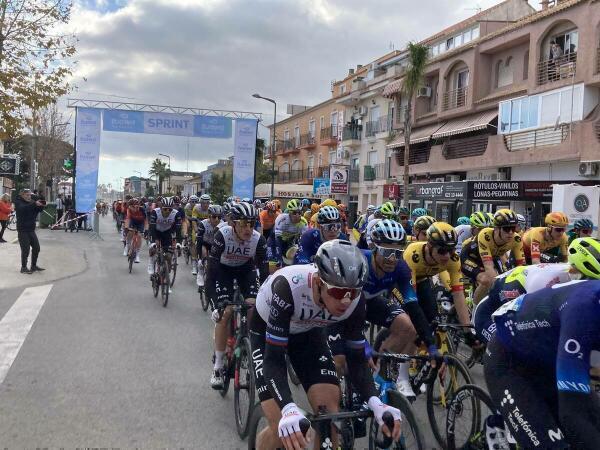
[
  {"left": 252, "top": 93, "right": 277, "bottom": 198},
  {"left": 158, "top": 153, "right": 171, "bottom": 193}
]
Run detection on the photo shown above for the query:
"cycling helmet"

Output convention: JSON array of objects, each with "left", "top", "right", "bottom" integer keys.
[
  {"left": 161, "top": 197, "right": 174, "bottom": 207},
  {"left": 181, "top": 196, "right": 188, "bottom": 204},
  {"left": 253, "top": 199, "right": 262, "bottom": 208},
  {"left": 265, "top": 201, "right": 276, "bottom": 211},
  {"left": 516, "top": 214, "right": 526, "bottom": 228},
  {"left": 366, "top": 205, "right": 376, "bottom": 215},
  {"left": 470, "top": 211, "right": 491, "bottom": 228},
  {"left": 148, "top": 197, "right": 154, "bottom": 202},
  {"left": 413, "top": 215, "right": 437, "bottom": 232},
  {"left": 222, "top": 203, "right": 231, "bottom": 215},
  {"left": 456, "top": 216, "right": 470, "bottom": 226},
  {"left": 208, "top": 205, "right": 223, "bottom": 216},
  {"left": 398, "top": 207, "right": 410, "bottom": 216},
  {"left": 573, "top": 218, "right": 594, "bottom": 230},
  {"left": 287, "top": 199, "right": 302, "bottom": 212},
  {"left": 337, "top": 203, "right": 346, "bottom": 212},
  {"left": 370, "top": 219, "right": 406, "bottom": 245},
  {"left": 427, "top": 222, "right": 458, "bottom": 248},
  {"left": 321, "top": 199, "right": 338, "bottom": 208},
  {"left": 314, "top": 239, "right": 369, "bottom": 289},
  {"left": 172, "top": 195, "right": 181, "bottom": 205},
  {"left": 311, "top": 203, "right": 320, "bottom": 214},
  {"left": 226, "top": 196, "right": 235, "bottom": 203},
  {"left": 242, "top": 197, "right": 252, "bottom": 203},
  {"left": 380, "top": 202, "right": 397, "bottom": 218},
  {"left": 493, "top": 209, "right": 518, "bottom": 227},
  {"left": 128, "top": 198, "right": 139, "bottom": 206},
  {"left": 317, "top": 206, "right": 341, "bottom": 224},
  {"left": 189, "top": 195, "right": 199, "bottom": 203},
  {"left": 302, "top": 198, "right": 311, "bottom": 207},
  {"left": 411, "top": 208, "right": 428, "bottom": 219},
  {"left": 568, "top": 237, "right": 600, "bottom": 279},
  {"left": 545, "top": 211, "right": 569, "bottom": 227},
  {"left": 230, "top": 202, "right": 258, "bottom": 221}
]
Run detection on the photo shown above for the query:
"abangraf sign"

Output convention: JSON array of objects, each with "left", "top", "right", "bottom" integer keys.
[{"left": 410, "top": 182, "right": 466, "bottom": 199}]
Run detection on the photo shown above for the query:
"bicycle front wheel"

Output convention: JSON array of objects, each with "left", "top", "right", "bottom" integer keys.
[
  {"left": 446, "top": 384, "right": 495, "bottom": 450},
  {"left": 170, "top": 255, "right": 177, "bottom": 287},
  {"left": 247, "top": 403, "right": 271, "bottom": 450},
  {"left": 234, "top": 337, "right": 256, "bottom": 438},
  {"left": 7, "top": 216, "right": 17, "bottom": 231},
  {"left": 161, "top": 268, "right": 170, "bottom": 307}
]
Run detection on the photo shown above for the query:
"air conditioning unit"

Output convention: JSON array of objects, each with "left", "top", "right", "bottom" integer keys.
[
  {"left": 358, "top": 106, "right": 369, "bottom": 116},
  {"left": 579, "top": 162, "right": 599, "bottom": 177},
  {"left": 417, "top": 86, "right": 432, "bottom": 98}
]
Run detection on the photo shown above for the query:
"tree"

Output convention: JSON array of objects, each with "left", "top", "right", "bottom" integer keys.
[
  {"left": 144, "top": 185, "right": 155, "bottom": 197},
  {"left": 0, "top": 0, "right": 77, "bottom": 139},
  {"left": 208, "top": 171, "right": 232, "bottom": 204},
  {"left": 401, "top": 42, "right": 429, "bottom": 206},
  {"left": 148, "top": 158, "right": 170, "bottom": 194}
]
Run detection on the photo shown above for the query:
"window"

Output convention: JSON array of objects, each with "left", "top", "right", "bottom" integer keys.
[
  {"left": 329, "top": 150, "right": 336, "bottom": 164},
  {"left": 431, "top": 45, "right": 439, "bottom": 57},
  {"left": 455, "top": 34, "right": 463, "bottom": 47},
  {"left": 552, "top": 30, "right": 579, "bottom": 56},
  {"left": 291, "top": 159, "right": 301, "bottom": 171},
  {"left": 446, "top": 37, "right": 454, "bottom": 51},
  {"left": 318, "top": 153, "right": 323, "bottom": 168},
  {"left": 294, "top": 126, "right": 300, "bottom": 146},
  {"left": 284, "top": 130, "right": 290, "bottom": 142},
  {"left": 523, "top": 51, "right": 529, "bottom": 80},
  {"left": 351, "top": 155, "right": 359, "bottom": 169},
  {"left": 308, "top": 155, "right": 314, "bottom": 168},
  {"left": 471, "top": 26, "right": 479, "bottom": 40},
  {"left": 309, "top": 120, "right": 316, "bottom": 138},
  {"left": 369, "top": 105, "right": 380, "bottom": 123},
  {"left": 367, "top": 150, "right": 378, "bottom": 166},
  {"left": 497, "top": 57, "right": 513, "bottom": 88},
  {"left": 320, "top": 116, "right": 325, "bottom": 130},
  {"left": 456, "top": 69, "right": 469, "bottom": 90},
  {"left": 463, "top": 30, "right": 472, "bottom": 44},
  {"left": 331, "top": 111, "right": 338, "bottom": 126},
  {"left": 340, "top": 85, "right": 347, "bottom": 95}
]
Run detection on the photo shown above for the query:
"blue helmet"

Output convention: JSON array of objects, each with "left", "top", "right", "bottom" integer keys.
[
  {"left": 302, "top": 198, "right": 311, "bottom": 207},
  {"left": 456, "top": 216, "right": 470, "bottom": 226},
  {"left": 411, "top": 208, "right": 428, "bottom": 219}
]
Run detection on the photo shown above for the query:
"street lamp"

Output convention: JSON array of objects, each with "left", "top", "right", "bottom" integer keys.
[
  {"left": 158, "top": 153, "right": 172, "bottom": 192},
  {"left": 252, "top": 93, "right": 277, "bottom": 198}
]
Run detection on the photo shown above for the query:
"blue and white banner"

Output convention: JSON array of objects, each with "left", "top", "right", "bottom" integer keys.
[
  {"left": 232, "top": 119, "right": 258, "bottom": 200},
  {"left": 102, "top": 109, "right": 232, "bottom": 139},
  {"left": 75, "top": 108, "right": 102, "bottom": 213},
  {"left": 313, "top": 178, "right": 330, "bottom": 196}
]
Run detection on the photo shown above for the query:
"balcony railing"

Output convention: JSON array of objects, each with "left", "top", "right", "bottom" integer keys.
[
  {"left": 299, "top": 133, "right": 317, "bottom": 147},
  {"left": 503, "top": 124, "right": 570, "bottom": 152},
  {"left": 596, "top": 47, "right": 600, "bottom": 74},
  {"left": 349, "top": 168, "right": 360, "bottom": 182},
  {"left": 278, "top": 167, "right": 328, "bottom": 183},
  {"left": 537, "top": 52, "right": 577, "bottom": 85},
  {"left": 365, "top": 118, "right": 390, "bottom": 137},
  {"left": 320, "top": 125, "right": 338, "bottom": 143},
  {"left": 442, "top": 86, "right": 468, "bottom": 111},
  {"left": 342, "top": 125, "right": 361, "bottom": 142},
  {"left": 363, "top": 163, "right": 387, "bottom": 181}
]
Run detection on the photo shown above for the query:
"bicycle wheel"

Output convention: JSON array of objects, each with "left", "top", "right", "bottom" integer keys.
[
  {"left": 200, "top": 287, "right": 210, "bottom": 311},
  {"left": 446, "top": 384, "right": 495, "bottom": 450},
  {"left": 161, "top": 267, "right": 170, "bottom": 307},
  {"left": 426, "top": 353, "right": 473, "bottom": 449},
  {"left": 7, "top": 215, "right": 17, "bottom": 231},
  {"left": 152, "top": 273, "right": 159, "bottom": 297},
  {"left": 369, "top": 390, "right": 425, "bottom": 450},
  {"left": 170, "top": 254, "right": 177, "bottom": 287},
  {"left": 234, "top": 336, "right": 256, "bottom": 439},
  {"left": 128, "top": 253, "right": 134, "bottom": 274},
  {"left": 247, "top": 403, "right": 270, "bottom": 450}
]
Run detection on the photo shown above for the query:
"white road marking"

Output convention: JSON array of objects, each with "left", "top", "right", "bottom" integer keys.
[{"left": 0, "top": 284, "right": 53, "bottom": 384}]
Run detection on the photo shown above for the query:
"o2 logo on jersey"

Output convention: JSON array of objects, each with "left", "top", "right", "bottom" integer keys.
[
  {"left": 564, "top": 339, "right": 583, "bottom": 359},
  {"left": 484, "top": 234, "right": 491, "bottom": 242},
  {"left": 450, "top": 253, "right": 459, "bottom": 262},
  {"left": 514, "top": 234, "right": 521, "bottom": 243},
  {"left": 412, "top": 253, "right": 420, "bottom": 264}
]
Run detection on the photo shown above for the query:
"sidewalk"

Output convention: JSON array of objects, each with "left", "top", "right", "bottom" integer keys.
[{"left": 0, "top": 225, "right": 89, "bottom": 290}]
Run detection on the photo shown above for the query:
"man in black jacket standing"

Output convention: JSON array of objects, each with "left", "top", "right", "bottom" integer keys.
[{"left": 15, "top": 189, "right": 45, "bottom": 274}]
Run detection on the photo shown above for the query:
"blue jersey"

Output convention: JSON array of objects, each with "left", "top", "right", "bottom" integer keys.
[
  {"left": 492, "top": 280, "right": 600, "bottom": 395},
  {"left": 361, "top": 249, "right": 417, "bottom": 303},
  {"left": 403, "top": 221, "right": 413, "bottom": 236},
  {"left": 294, "top": 228, "right": 349, "bottom": 265}
]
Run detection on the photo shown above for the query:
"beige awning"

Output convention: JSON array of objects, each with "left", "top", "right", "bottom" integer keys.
[
  {"left": 431, "top": 110, "right": 498, "bottom": 139},
  {"left": 386, "top": 122, "right": 445, "bottom": 148},
  {"left": 382, "top": 79, "right": 403, "bottom": 98}
]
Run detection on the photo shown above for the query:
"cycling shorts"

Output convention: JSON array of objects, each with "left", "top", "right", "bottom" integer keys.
[
  {"left": 128, "top": 220, "right": 145, "bottom": 233},
  {"left": 249, "top": 313, "right": 339, "bottom": 403},
  {"left": 154, "top": 230, "right": 174, "bottom": 250},
  {"left": 213, "top": 263, "right": 259, "bottom": 308}
]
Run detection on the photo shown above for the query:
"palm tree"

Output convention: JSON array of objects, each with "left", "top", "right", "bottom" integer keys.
[
  {"left": 401, "top": 42, "right": 429, "bottom": 206},
  {"left": 148, "top": 158, "right": 170, "bottom": 194}
]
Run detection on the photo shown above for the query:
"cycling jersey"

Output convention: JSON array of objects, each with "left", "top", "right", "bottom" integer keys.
[
  {"left": 293, "top": 228, "right": 348, "bottom": 265},
  {"left": 184, "top": 202, "right": 194, "bottom": 219},
  {"left": 259, "top": 210, "right": 277, "bottom": 231},
  {"left": 473, "top": 263, "right": 572, "bottom": 343},
  {"left": 455, "top": 224, "right": 472, "bottom": 254},
  {"left": 197, "top": 218, "right": 220, "bottom": 246},
  {"left": 274, "top": 213, "right": 307, "bottom": 242},
  {"left": 403, "top": 241, "right": 464, "bottom": 292},
  {"left": 522, "top": 227, "right": 568, "bottom": 263},
  {"left": 126, "top": 206, "right": 146, "bottom": 223},
  {"left": 251, "top": 264, "right": 377, "bottom": 407},
  {"left": 477, "top": 227, "right": 524, "bottom": 264},
  {"left": 210, "top": 225, "right": 267, "bottom": 269},
  {"left": 149, "top": 208, "right": 182, "bottom": 247},
  {"left": 192, "top": 204, "right": 210, "bottom": 221}
]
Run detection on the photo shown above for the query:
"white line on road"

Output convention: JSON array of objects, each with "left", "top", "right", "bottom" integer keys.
[{"left": 0, "top": 284, "right": 53, "bottom": 384}]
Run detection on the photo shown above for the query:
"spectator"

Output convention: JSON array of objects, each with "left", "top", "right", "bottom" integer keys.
[
  {"left": 549, "top": 40, "right": 563, "bottom": 81},
  {"left": 55, "top": 193, "right": 64, "bottom": 225},
  {"left": 0, "top": 193, "right": 13, "bottom": 243},
  {"left": 14, "top": 189, "right": 45, "bottom": 274}
]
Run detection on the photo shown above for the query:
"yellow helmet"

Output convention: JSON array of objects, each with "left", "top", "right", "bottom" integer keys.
[
  {"left": 426, "top": 222, "right": 458, "bottom": 248},
  {"left": 545, "top": 211, "right": 568, "bottom": 227},
  {"left": 493, "top": 209, "right": 518, "bottom": 227},
  {"left": 321, "top": 199, "right": 338, "bottom": 208}
]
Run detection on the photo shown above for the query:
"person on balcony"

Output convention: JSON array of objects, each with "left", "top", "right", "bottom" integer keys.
[{"left": 548, "top": 40, "right": 563, "bottom": 81}]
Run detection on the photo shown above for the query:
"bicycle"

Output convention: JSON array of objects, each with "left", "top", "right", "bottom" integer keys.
[
  {"left": 182, "top": 235, "right": 191, "bottom": 265},
  {"left": 170, "top": 245, "right": 178, "bottom": 287},
  {"left": 7, "top": 211, "right": 17, "bottom": 231},
  {"left": 126, "top": 228, "right": 142, "bottom": 274},
  {"left": 247, "top": 401, "right": 396, "bottom": 450},
  {"left": 150, "top": 242, "right": 173, "bottom": 307},
  {"left": 212, "top": 281, "right": 256, "bottom": 438},
  {"left": 197, "top": 257, "right": 210, "bottom": 312}
]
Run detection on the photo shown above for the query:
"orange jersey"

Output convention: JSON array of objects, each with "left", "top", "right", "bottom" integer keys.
[
  {"left": 260, "top": 210, "right": 277, "bottom": 230},
  {"left": 522, "top": 227, "right": 568, "bottom": 261}
]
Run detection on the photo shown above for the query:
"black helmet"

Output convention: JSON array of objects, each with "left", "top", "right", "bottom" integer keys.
[
  {"left": 314, "top": 240, "right": 369, "bottom": 289},
  {"left": 230, "top": 202, "right": 258, "bottom": 221},
  {"left": 208, "top": 205, "right": 223, "bottom": 216}
]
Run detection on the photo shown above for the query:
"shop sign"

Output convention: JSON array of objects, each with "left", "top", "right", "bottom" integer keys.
[
  {"left": 329, "top": 164, "right": 349, "bottom": 194},
  {"left": 411, "top": 182, "right": 466, "bottom": 200},
  {"left": 384, "top": 183, "right": 399, "bottom": 199},
  {"left": 468, "top": 181, "right": 520, "bottom": 200},
  {"left": 313, "top": 178, "right": 331, "bottom": 196},
  {"left": 0, "top": 155, "right": 20, "bottom": 175}
]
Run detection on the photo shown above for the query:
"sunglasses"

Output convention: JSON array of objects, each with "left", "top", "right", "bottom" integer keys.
[
  {"left": 375, "top": 245, "right": 404, "bottom": 260},
  {"left": 501, "top": 226, "right": 517, "bottom": 233},
  {"left": 289, "top": 211, "right": 302, "bottom": 216},
  {"left": 323, "top": 281, "right": 361, "bottom": 301},
  {"left": 210, "top": 215, "right": 222, "bottom": 219},
  {"left": 321, "top": 222, "right": 342, "bottom": 232},
  {"left": 551, "top": 227, "right": 565, "bottom": 233},
  {"left": 399, "top": 215, "right": 409, "bottom": 221},
  {"left": 580, "top": 229, "right": 593, "bottom": 235},
  {"left": 234, "top": 219, "right": 254, "bottom": 228},
  {"left": 435, "top": 247, "right": 453, "bottom": 255}
]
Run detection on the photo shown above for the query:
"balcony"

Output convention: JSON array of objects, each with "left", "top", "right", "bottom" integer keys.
[
  {"left": 537, "top": 52, "right": 577, "bottom": 86},
  {"left": 341, "top": 125, "right": 362, "bottom": 146},
  {"left": 503, "top": 124, "right": 570, "bottom": 152},
  {"left": 349, "top": 168, "right": 360, "bottom": 183},
  {"left": 442, "top": 86, "right": 468, "bottom": 111},
  {"left": 299, "top": 133, "right": 317, "bottom": 149},
  {"left": 278, "top": 139, "right": 300, "bottom": 154},
  {"left": 363, "top": 163, "right": 386, "bottom": 181},
  {"left": 320, "top": 125, "right": 338, "bottom": 146}
]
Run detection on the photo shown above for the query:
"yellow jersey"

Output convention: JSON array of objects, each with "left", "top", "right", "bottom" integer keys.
[
  {"left": 522, "top": 227, "right": 568, "bottom": 261},
  {"left": 476, "top": 227, "right": 524, "bottom": 265},
  {"left": 192, "top": 204, "right": 210, "bottom": 221},
  {"left": 403, "top": 242, "right": 464, "bottom": 292}
]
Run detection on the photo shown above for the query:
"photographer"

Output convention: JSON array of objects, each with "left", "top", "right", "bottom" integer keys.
[{"left": 15, "top": 189, "right": 45, "bottom": 274}]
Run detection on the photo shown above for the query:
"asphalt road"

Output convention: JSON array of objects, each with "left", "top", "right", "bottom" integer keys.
[{"left": 0, "top": 215, "right": 484, "bottom": 449}]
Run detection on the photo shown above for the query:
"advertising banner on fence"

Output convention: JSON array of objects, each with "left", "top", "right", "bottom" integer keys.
[
  {"left": 329, "top": 164, "right": 349, "bottom": 194},
  {"left": 313, "top": 177, "right": 331, "bottom": 196},
  {"left": 552, "top": 184, "right": 600, "bottom": 231},
  {"left": 232, "top": 118, "right": 258, "bottom": 200},
  {"left": 75, "top": 108, "right": 102, "bottom": 213},
  {"left": 102, "top": 110, "right": 232, "bottom": 139}
]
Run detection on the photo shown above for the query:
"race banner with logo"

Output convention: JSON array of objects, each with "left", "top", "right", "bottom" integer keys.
[
  {"left": 552, "top": 184, "right": 600, "bottom": 229},
  {"left": 75, "top": 108, "right": 102, "bottom": 213},
  {"left": 102, "top": 110, "right": 232, "bottom": 139},
  {"left": 313, "top": 177, "right": 330, "bottom": 196},
  {"left": 329, "top": 164, "right": 349, "bottom": 194},
  {"left": 232, "top": 118, "right": 258, "bottom": 200}
]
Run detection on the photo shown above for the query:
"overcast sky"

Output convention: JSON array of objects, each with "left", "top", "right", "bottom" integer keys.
[{"left": 62, "top": 0, "right": 538, "bottom": 187}]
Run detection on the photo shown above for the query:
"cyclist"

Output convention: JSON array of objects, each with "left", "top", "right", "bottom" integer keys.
[
  {"left": 567, "top": 218, "right": 594, "bottom": 245},
  {"left": 208, "top": 202, "right": 268, "bottom": 389},
  {"left": 410, "top": 207, "right": 428, "bottom": 221},
  {"left": 397, "top": 206, "right": 413, "bottom": 236},
  {"left": 249, "top": 240, "right": 402, "bottom": 450},
  {"left": 195, "top": 204, "right": 223, "bottom": 288},
  {"left": 123, "top": 198, "right": 148, "bottom": 263},
  {"left": 301, "top": 198, "right": 311, "bottom": 215},
  {"left": 412, "top": 215, "right": 436, "bottom": 242},
  {"left": 147, "top": 197, "right": 182, "bottom": 276},
  {"left": 364, "top": 201, "right": 400, "bottom": 249},
  {"left": 268, "top": 199, "right": 307, "bottom": 269},
  {"left": 404, "top": 222, "right": 473, "bottom": 338},
  {"left": 474, "top": 237, "right": 600, "bottom": 344},
  {"left": 336, "top": 203, "right": 348, "bottom": 235},
  {"left": 461, "top": 209, "right": 524, "bottom": 304},
  {"left": 294, "top": 206, "right": 347, "bottom": 264},
  {"left": 219, "top": 202, "right": 232, "bottom": 229},
  {"left": 454, "top": 216, "right": 471, "bottom": 254},
  {"left": 352, "top": 204, "right": 375, "bottom": 241},
  {"left": 515, "top": 213, "right": 527, "bottom": 234},
  {"left": 459, "top": 211, "right": 492, "bottom": 251},
  {"left": 522, "top": 211, "right": 569, "bottom": 265},
  {"left": 484, "top": 279, "right": 600, "bottom": 449},
  {"left": 259, "top": 201, "right": 278, "bottom": 240}
]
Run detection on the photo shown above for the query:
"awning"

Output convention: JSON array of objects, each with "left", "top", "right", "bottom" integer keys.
[
  {"left": 382, "top": 79, "right": 403, "bottom": 98},
  {"left": 254, "top": 183, "right": 329, "bottom": 199},
  {"left": 431, "top": 110, "right": 498, "bottom": 139},
  {"left": 386, "top": 122, "right": 445, "bottom": 149}
]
